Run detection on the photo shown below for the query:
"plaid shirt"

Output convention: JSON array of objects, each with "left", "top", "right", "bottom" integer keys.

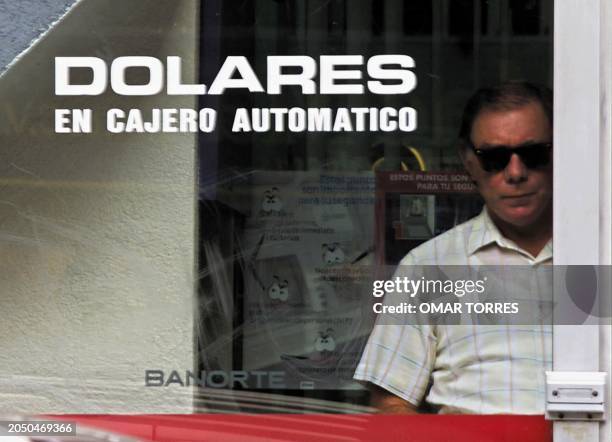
[{"left": 354, "top": 209, "right": 552, "bottom": 414}]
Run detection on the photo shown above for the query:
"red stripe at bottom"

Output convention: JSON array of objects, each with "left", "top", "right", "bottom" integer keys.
[{"left": 51, "top": 414, "right": 552, "bottom": 442}]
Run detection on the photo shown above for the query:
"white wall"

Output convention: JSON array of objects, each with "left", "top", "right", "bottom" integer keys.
[
  {"left": 600, "top": 0, "right": 611, "bottom": 439},
  {"left": 554, "top": 1, "right": 611, "bottom": 440},
  {"left": 0, "top": 0, "right": 198, "bottom": 413}
]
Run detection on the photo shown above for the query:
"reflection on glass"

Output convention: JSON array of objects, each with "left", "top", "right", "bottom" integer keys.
[{"left": 197, "top": 0, "right": 552, "bottom": 412}]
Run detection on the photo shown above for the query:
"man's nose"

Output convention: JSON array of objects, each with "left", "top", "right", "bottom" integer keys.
[{"left": 504, "top": 153, "right": 528, "bottom": 183}]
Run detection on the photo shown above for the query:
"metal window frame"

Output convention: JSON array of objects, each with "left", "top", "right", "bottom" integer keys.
[{"left": 553, "top": 1, "right": 611, "bottom": 441}]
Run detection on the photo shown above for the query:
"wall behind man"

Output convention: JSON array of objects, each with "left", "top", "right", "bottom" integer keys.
[{"left": 0, "top": 0, "right": 198, "bottom": 412}]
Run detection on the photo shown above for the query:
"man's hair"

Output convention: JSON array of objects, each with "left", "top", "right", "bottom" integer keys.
[{"left": 458, "top": 81, "right": 553, "bottom": 149}]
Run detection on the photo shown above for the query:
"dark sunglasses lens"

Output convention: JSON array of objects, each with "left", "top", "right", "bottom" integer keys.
[
  {"left": 479, "top": 150, "right": 512, "bottom": 172},
  {"left": 477, "top": 143, "right": 551, "bottom": 171},
  {"left": 518, "top": 144, "right": 551, "bottom": 168}
]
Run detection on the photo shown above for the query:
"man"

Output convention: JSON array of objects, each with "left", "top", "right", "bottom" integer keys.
[{"left": 354, "top": 82, "right": 553, "bottom": 414}]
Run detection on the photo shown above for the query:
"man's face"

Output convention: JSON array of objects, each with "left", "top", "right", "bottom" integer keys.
[{"left": 462, "top": 101, "right": 553, "bottom": 230}]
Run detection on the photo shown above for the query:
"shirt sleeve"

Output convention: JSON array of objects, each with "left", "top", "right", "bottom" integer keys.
[{"left": 353, "top": 255, "right": 438, "bottom": 406}]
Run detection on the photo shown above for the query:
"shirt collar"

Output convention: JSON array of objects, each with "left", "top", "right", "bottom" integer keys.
[
  {"left": 467, "top": 208, "right": 553, "bottom": 262},
  {"left": 467, "top": 209, "right": 499, "bottom": 255}
]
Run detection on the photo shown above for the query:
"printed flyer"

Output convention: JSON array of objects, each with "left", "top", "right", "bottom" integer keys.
[{"left": 0, "top": 1, "right": 610, "bottom": 441}]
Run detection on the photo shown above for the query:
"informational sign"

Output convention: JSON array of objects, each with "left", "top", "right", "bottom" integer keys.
[
  {"left": 375, "top": 171, "right": 482, "bottom": 265},
  {"left": 229, "top": 171, "right": 376, "bottom": 389}
]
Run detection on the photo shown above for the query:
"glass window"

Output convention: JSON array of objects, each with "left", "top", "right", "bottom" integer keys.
[{"left": 197, "top": 0, "right": 553, "bottom": 412}]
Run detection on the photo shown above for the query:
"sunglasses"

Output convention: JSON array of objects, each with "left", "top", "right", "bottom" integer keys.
[{"left": 471, "top": 142, "right": 552, "bottom": 172}]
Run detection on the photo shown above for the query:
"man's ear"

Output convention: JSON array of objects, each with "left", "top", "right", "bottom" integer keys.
[
  {"left": 458, "top": 146, "right": 478, "bottom": 185},
  {"left": 458, "top": 146, "right": 471, "bottom": 171}
]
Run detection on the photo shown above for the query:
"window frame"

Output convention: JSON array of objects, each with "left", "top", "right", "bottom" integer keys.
[{"left": 553, "top": 1, "right": 611, "bottom": 441}]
